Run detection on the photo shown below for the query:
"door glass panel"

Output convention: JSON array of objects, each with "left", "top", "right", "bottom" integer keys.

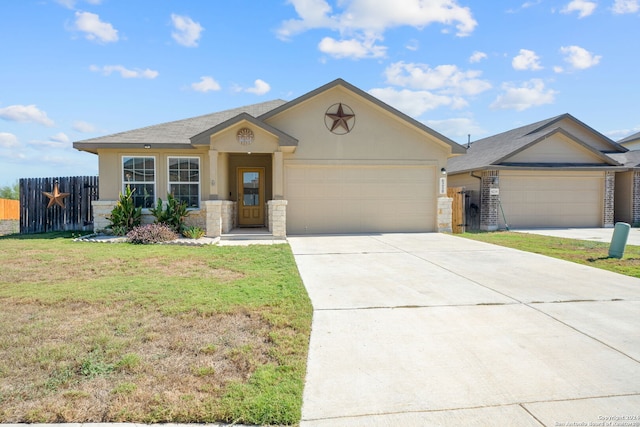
[{"left": 243, "top": 172, "right": 260, "bottom": 206}]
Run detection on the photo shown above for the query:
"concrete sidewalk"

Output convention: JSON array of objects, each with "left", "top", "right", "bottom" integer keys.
[
  {"left": 513, "top": 226, "right": 640, "bottom": 246},
  {"left": 289, "top": 233, "right": 640, "bottom": 427}
]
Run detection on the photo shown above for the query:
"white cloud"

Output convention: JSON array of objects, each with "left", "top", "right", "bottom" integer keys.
[
  {"left": 561, "top": 0, "right": 597, "bottom": 17},
  {"left": 245, "top": 79, "right": 271, "bottom": 95},
  {"left": 612, "top": 0, "right": 639, "bottom": 14},
  {"left": 490, "top": 79, "right": 557, "bottom": 111},
  {"left": 318, "top": 36, "right": 386, "bottom": 59},
  {"left": 90, "top": 64, "right": 159, "bottom": 79},
  {"left": 512, "top": 49, "right": 543, "bottom": 70},
  {"left": 191, "top": 76, "right": 221, "bottom": 93},
  {"left": 0, "top": 132, "right": 19, "bottom": 148},
  {"left": 74, "top": 11, "right": 118, "bottom": 43},
  {"left": 369, "top": 87, "right": 466, "bottom": 117},
  {"left": 384, "top": 61, "right": 492, "bottom": 96},
  {"left": 469, "top": 51, "right": 487, "bottom": 63},
  {"left": 49, "top": 132, "right": 70, "bottom": 144},
  {"left": 277, "top": 0, "right": 478, "bottom": 45},
  {"left": 606, "top": 126, "right": 640, "bottom": 140},
  {"left": 0, "top": 104, "right": 55, "bottom": 126},
  {"left": 56, "top": 0, "right": 102, "bottom": 8},
  {"left": 73, "top": 121, "right": 96, "bottom": 133},
  {"left": 425, "top": 118, "right": 487, "bottom": 140},
  {"left": 406, "top": 39, "right": 419, "bottom": 51},
  {"left": 171, "top": 14, "right": 204, "bottom": 47},
  {"left": 559, "top": 45, "right": 601, "bottom": 70}
]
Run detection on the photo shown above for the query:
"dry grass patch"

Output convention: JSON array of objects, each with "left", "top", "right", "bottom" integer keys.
[
  {"left": 0, "top": 301, "right": 274, "bottom": 423},
  {"left": 0, "top": 233, "right": 312, "bottom": 425}
]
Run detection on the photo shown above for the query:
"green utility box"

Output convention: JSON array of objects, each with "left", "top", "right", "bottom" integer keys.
[{"left": 608, "top": 222, "right": 630, "bottom": 259}]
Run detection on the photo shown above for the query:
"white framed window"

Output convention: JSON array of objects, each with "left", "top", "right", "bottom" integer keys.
[
  {"left": 168, "top": 157, "right": 200, "bottom": 208},
  {"left": 122, "top": 156, "right": 156, "bottom": 209}
]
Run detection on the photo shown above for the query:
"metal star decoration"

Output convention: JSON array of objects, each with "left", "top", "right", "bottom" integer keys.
[
  {"left": 42, "top": 182, "right": 70, "bottom": 208},
  {"left": 325, "top": 103, "right": 355, "bottom": 134}
]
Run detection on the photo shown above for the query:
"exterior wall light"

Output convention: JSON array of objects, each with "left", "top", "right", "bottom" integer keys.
[
  {"left": 143, "top": 144, "right": 151, "bottom": 149},
  {"left": 440, "top": 167, "right": 447, "bottom": 175}
]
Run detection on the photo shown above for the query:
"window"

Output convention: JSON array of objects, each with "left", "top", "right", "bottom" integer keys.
[
  {"left": 168, "top": 157, "right": 200, "bottom": 208},
  {"left": 123, "top": 156, "right": 155, "bottom": 209}
]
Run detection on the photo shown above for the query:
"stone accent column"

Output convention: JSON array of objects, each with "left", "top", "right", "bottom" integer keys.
[
  {"left": 437, "top": 196, "right": 453, "bottom": 233},
  {"left": 202, "top": 200, "right": 222, "bottom": 237},
  {"left": 268, "top": 200, "right": 287, "bottom": 239},
  {"left": 92, "top": 200, "right": 117, "bottom": 232},
  {"left": 603, "top": 171, "right": 615, "bottom": 228},
  {"left": 480, "top": 170, "right": 500, "bottom": 231},
  {"left": 220, "top": 201, "right": 236, "bottom": 233}
]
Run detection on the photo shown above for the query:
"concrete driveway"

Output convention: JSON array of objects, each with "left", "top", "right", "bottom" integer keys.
[
  {"left": 288, "top": 233, "right": 640, "bottom": 427},
  {"left": 514, "top": 227, "right": 640, "bottom": 246}
]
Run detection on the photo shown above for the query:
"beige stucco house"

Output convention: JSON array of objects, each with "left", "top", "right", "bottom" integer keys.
[
  {"left": 618, "top": 131, "right": 640, "bottom": 151},
  {"left": 447, "top": 114, "right": 628, "bottom": 230},
  {"left": 73, "top": 79, "right": 465, "bottom": 237}
]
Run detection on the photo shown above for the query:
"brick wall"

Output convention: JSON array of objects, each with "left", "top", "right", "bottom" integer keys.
[
  {"left": 604, "top": 171, "right": 615, "bottom": 228},
  {"left": 633, "top": 171, "right": 640, "bottom": 226},
  {"left": 480, "top": 170, "right": 500, "bottom": 231}
]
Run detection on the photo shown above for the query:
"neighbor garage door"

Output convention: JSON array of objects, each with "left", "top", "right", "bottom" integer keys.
[
  {"left": 285, "top": 164, "right": 436, "bottom": 234},
  {"left": 498, "top": 171, "right": 603, "bottom": 228}
]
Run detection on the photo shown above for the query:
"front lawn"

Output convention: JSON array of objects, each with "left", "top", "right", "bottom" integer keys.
[
  {"left": 460, "top": 231, "right": 640, "bottom": 278},
  {"left": 0, "top": 232, "right": 312, "bottom": 425}
]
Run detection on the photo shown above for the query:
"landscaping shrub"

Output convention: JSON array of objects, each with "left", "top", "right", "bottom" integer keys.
[
  {"left": 126, "top": 223, "right": 178, "bottom": 244},
  {"left": 107, "top": 185, "right": 142, "bottom": 235},
  {"left": 182, "top": 225, "right": 205, "bottom": 239},
  {"left": 150, "top": 193, "right": 189, "bottom": 233}
]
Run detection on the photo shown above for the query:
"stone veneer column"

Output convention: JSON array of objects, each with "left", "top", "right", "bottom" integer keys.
[
  {"left": 268, "top": 200, "right": 287, "bottom": 239},
  {"left": 603, "top": 171, "right": 615, "bottom": 228},
  {"left": 202, "top": 200, "right": 222, "bottom": 237},
  {"left": 633, "top": 171, "right": 640, "bottom": 226},
  {"left": 480, "top": 170, "right": 500, "bottom": 231},
  {"left": 91, "top": 200, "right": 117, "bottom": 232},
  {"left": 437, "top": 196, "right": 453, "bottom": 233}
]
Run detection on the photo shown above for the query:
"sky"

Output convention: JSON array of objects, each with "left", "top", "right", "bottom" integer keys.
[{"left": 1, "top": 0, "right": 639, "bottom": 187}]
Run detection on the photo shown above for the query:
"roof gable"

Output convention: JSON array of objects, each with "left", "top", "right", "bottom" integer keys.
[
  {"left": 447, "top": 113, "right": 624, "bottom": 174},
  {"left": 499, "top": 128, "right": 620, "bottom": 166},
  {"left": 259, "top": 78, "right": 466, "bottom": 155},
  {"left": 73, "top": 100, "right": 287, "bottom": 153},
  {"left": 190, "top": 112, "right": 298, "bottom": 148}
]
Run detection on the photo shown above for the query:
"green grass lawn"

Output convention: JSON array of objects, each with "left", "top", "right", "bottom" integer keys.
[
  {"left": 460, "top": 231, "right": 640, "bottom": 278},
  {"left": 0, "top": 232, "right": 312, "bottom": 425}
]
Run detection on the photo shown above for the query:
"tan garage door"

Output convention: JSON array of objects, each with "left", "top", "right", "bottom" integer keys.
[
  {"left": 285, "top": 164, "right": 436, "bottom": 234},
  {"left": 499, "top": 171, "right": 603, "bottom": 228}
]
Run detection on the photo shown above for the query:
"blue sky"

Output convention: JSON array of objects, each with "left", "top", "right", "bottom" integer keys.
[{"left": 1, "top": 0, "right": 639, "bottom": 187}]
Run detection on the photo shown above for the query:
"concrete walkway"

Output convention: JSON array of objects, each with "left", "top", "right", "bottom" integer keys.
[
  {"left": 513, "top": 226, "right": 640, "bottom": 246},
  {"left": 288, "top": 233, "right": 640, "bottom": 427}
]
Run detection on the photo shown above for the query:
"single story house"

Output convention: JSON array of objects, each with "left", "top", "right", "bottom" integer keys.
[
  {"left": 447, "top": 114, "right": 629, "bottom": 230},
  {"left": 74, "top": 78, "right": 465, "bottom": 237},
  {"left": 618, "top": 131, "right": 640, "bottom": 151}
]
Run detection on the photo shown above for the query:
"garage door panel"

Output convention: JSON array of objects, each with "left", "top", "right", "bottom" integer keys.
[
  {"left": 499, "top": 173, "right": 602, "bottom": 228},
  {"left": 285, "top": 165, "right": 436, "bottom": 234}
]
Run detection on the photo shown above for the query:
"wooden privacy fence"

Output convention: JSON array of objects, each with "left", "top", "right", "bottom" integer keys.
[
  {"left": 20, "top": 176, "right": 99, "bottom": 234},
  {"left": 0, "top": 198, "right": 19, "bottom": 220},
  {"left": 447, "top": 186, "right": 465, "bottom": 234}
]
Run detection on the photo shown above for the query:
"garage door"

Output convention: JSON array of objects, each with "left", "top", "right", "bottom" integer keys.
[
  {"left": 285, "top": 164, "right": 436, "bottom": 234},
  {"left": 499, "top": 171, "right": 603, "bottom": 228}
]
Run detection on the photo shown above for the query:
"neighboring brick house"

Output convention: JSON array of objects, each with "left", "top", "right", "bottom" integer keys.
[
  {"left": 447, "top": 114, "right": 627, "bottom": 231},
  {"left": 618, "top": 131, "right": 640, "bottom": 151}
]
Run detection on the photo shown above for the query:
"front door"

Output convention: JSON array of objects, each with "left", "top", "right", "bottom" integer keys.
[{"left": 238, "top": 167, "right": 265, "bottom": 226}]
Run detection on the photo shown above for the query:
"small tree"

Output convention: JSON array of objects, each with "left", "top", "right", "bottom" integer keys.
[
  {"left": 149, "top": 193, "right": 189, "bottom": 233},
  {"left": 0, "top": 181, "right": 19, "bottom": 200},
  {"left": 107, "top": 185, "right": 142, "bottom": 235}
]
